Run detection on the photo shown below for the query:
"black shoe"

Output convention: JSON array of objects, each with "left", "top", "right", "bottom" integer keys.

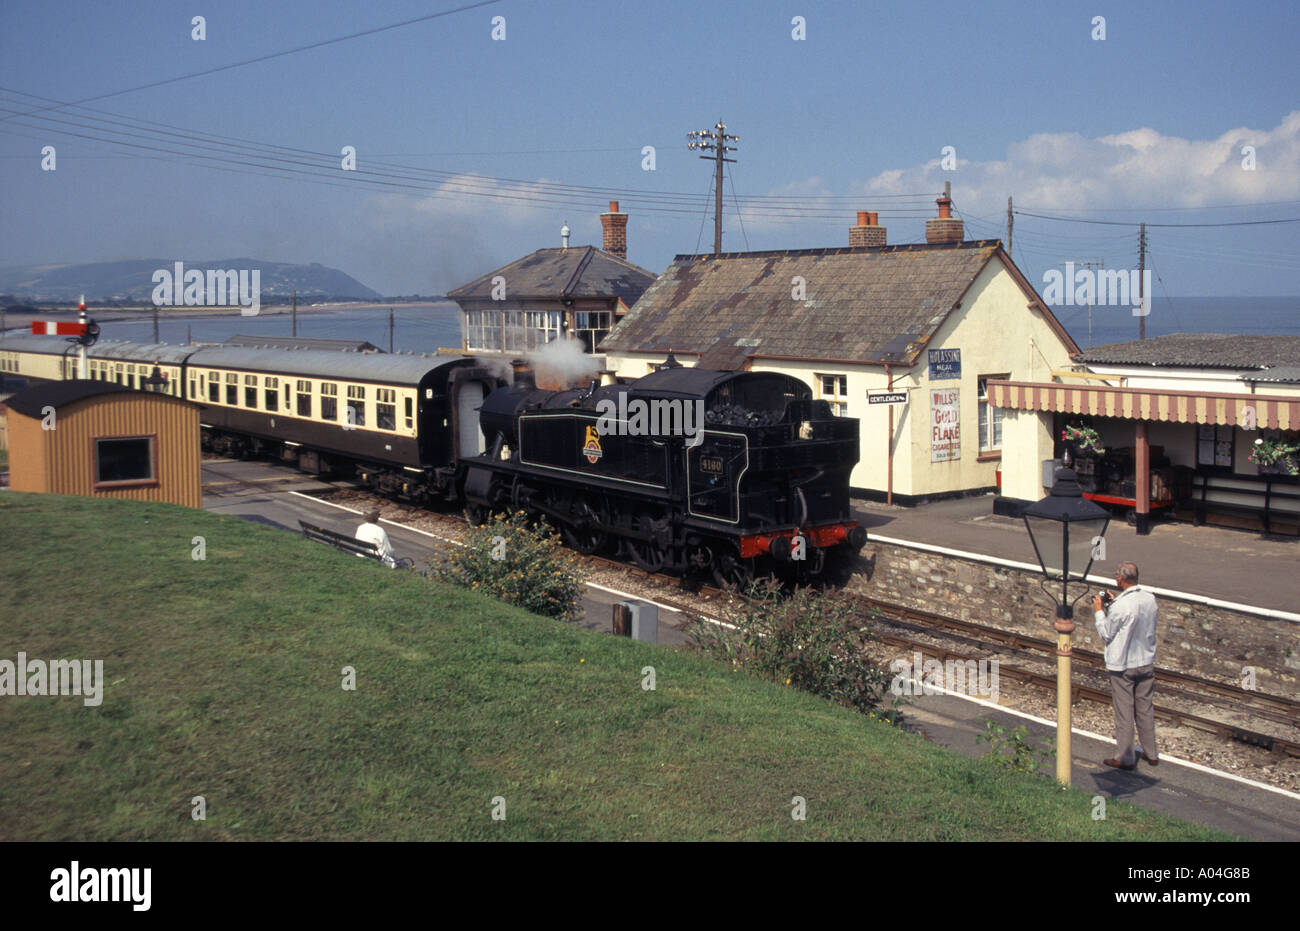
[{"left": 1143, "top": 755, "right": 1158, "bottom": 766}]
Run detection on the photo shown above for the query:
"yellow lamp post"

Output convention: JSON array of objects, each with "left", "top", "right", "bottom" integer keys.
[{"left": 1023, "top": 468, "right": 1111, "bottom": 787}]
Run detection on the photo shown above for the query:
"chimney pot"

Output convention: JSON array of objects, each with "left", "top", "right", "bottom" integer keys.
[
  {"left": 857, "top": 210, "right": 869, "bottom": 226},
  {"left": 925, "top": 194, "right": 964, "bottom": 244},
  {"left": 849, "top": 208, "right": 887, "bottom": 248},
  {"left": 609, "top": 200, "right": 619, "bottom": 212}
]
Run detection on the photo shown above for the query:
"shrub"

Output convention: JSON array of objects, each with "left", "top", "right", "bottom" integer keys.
[
  {"left": 689, "top": 581, "right": 900, "bottom": 722},
  {"left": 977, "top": 720, "right": 1056, "bottom": 775},
  {"left": 428, "top": 510, "right": 584, "bottom": 623}
]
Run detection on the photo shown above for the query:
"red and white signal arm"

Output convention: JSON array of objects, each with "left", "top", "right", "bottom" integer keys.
[{"left": 30, "top": 321, "right": 88, "bottom": 337}]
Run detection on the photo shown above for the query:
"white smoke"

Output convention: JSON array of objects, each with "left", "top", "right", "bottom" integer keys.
[{"left": 531, "top": 337, "right": 600, "bottom": 389}]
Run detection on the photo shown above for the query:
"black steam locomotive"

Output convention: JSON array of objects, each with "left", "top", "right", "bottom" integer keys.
[{"left": 464, "top": 365, "right": 866, "bottom": 587}]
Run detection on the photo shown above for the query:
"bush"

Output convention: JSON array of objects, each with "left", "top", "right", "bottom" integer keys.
[
  {"left": 977, "top": 720, "right": 1056, "bottom": 775},
  {"left": 428, "top": 510, "right": 584, "bottom": 623},
  {"left": 689, "top": 581, "right": 900, "bottom": 722}
]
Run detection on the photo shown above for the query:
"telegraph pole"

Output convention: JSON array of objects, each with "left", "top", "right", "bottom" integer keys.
[
  {"left": 1138, "top": 223, "right": 1147, "bottom": 340},
  {"left": 1006, "top": 196, "right": 1013, "bottom": 256},
  {"left": 687, "top": 120, "right": 738, "bottom": 255},
  {"left": 1079, "top": 260, "right": 1104, "bottom": 348},
  {"left": 152, "top": 302, "right": 160, "bottom": 344},
  {"left": 291, "top": 289, "right": 298, "bottom": 337},
  {"left": 389, "top": 307, "right": 394, "bottom": 353}
]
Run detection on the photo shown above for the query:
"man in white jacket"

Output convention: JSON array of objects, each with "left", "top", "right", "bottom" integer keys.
[
  {"left": 355, "top": 508, "right": 398, "bottom": 568},
  {"left": 1092, "top": 561, "right": 1159, "bottom": 770}
]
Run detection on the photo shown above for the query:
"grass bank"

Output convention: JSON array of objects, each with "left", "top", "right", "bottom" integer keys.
[{"left": 0, "top": 492, "right": 1229, "bottom": 840}]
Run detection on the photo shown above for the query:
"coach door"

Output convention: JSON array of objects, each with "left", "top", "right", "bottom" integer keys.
[{"left": 456, "top": 380, "right": 485, "bottom": 458}]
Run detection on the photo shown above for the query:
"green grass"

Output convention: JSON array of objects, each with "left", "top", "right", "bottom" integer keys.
[{"left": 0, "top": 491, "right": 1232, "bottom": 840}]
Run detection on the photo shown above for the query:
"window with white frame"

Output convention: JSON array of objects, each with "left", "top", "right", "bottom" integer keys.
[
  {"left": 816, "top": 373, "right": 848, "bottom": 416},
  {"left": 978, "top": 375, "right": 1006, "bottom": 452}
]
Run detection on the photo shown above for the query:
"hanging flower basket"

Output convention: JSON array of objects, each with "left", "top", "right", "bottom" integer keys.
[
  {"left": 1061, "top": 424, "right": 1105, "bottom": 457},
  {"left": 1249, "top": 437, "right": 1300, "bottom": 476}
]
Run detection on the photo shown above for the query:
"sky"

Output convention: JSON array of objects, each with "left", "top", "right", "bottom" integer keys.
[{"left": 1, "top": 0, "right": 1297, "bottom": 298}]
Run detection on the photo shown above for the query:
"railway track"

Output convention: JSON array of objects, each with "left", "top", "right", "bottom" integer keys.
[{"left": 303, "top": 482, "right": 1300, "bottom": 759}]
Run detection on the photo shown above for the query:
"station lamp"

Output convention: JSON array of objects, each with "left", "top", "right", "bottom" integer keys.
[{"left": 1022, "top": 467, "right": 1111, "bottom": 786}]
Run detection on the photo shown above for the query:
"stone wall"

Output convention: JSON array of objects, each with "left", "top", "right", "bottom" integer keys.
[{"left": 850, "top": 541, "right": 1299, "bottom": 697}]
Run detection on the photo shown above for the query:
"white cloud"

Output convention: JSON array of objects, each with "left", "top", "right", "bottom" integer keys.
[{"left": 860, "top": 110, "right": 1300, "bottom": 214}]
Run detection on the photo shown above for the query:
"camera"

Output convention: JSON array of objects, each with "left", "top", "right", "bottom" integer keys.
[{"left": 1095, "top": 590, "right": 1114, "bottom": 609}]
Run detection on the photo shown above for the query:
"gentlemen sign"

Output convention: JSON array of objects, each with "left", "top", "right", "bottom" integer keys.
[
  {"left": 867, "top": 391, "right": 908, "bottom": 406},
  {"left": 928, "top": 348, "right": 961, "bottom": 380},
  {"left": 931, "top": 388, "right": 960, "bottom": 461}
]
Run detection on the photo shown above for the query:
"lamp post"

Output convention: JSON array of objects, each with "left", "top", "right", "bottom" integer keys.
[{"left": 1023, "top": 467, "right": 1110, "bottom": 786}]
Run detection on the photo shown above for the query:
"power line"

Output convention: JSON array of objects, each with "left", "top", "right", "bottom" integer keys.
[
  {"left": 0, "top": 1, "right": 504, "bottom": 121},
  {"left": 1013, "top": 210, "right": 1300, "bottom": 228}
]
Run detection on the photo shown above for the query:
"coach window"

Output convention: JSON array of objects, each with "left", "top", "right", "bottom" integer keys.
[
  {"left": 347, "top": 385, "right": 366, "bottom": 427},
  {"left": 978, "top": 375, "right": 1007, "bottom": 455},
  {"left": 376, "top": 388, "right": 396, "bottom": 431},
  {"left": 264, "top": 377, "right": 279, "bottom": 411},
  {"left": 816, "top": 374, "right": 848, "bottom": 416},
  {"left": 404, "top": 395, "right": 414, "bottom": 430},
  {"left": 190, "top": 375, "right": 197, "bottom": 399},
  {"left": 320, "top": 383, "right": 337, "bottom": 421},
  {"left": 94, "top": 436, "right": 155, "bottom": 487},
  {"left": 225, "top": 372, "right": 238, "bottom": 405},
  {"left": 244, "top": 374, "right": 259, "bottom": 408},
  {"left": 126, "top": 364, "right": 136, "bottom": 389},
  {"left": 115, "top": 363, "right": 124, "bottom": 385},
  {"left": 297, "top": 380, "right": 312, "bottom": 417}
]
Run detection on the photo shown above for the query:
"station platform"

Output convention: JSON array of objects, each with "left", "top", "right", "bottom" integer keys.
[{"left": 853, "top": 494, "right": 1299, "bottom": 615}]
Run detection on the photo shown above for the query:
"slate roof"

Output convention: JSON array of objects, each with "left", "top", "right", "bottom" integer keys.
[
  {"left": 6, "top": 379, "right": 142, "bottom": 417},
  {"left": 597, "top": 240, "right": 1057, "bottom": 370},
  {"left": 446, "top": 246, "right": 657, "bottom": 305},
  {"left": 1076, "top": 334, "right": 1300, "bottom": 370}
]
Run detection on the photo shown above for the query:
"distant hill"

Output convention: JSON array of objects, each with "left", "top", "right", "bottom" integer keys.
[{"left": 0, "top": 259, "right": 382, "bottom": 303}]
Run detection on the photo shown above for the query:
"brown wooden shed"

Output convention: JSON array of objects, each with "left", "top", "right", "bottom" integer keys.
[{"left": 5, "top": 380, "right": 201, "bottom": 508}]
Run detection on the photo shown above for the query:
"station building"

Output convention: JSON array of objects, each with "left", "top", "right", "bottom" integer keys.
[
  {"left": 447, "top": 202, "right": 657, "bottom": 356},
  {"left": 5, "top": 379, "right": 201, "bottom": 508},
  {"left": 598, "top": 197, "right": 1081, "bottom": 502},
  {"left": 992, "top": 333, "right": 1300, "bottom": 535}
]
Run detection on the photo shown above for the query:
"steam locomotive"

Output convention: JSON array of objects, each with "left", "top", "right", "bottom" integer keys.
[{"left": 3, "top": 334, "right": 865, "bottom": 584}]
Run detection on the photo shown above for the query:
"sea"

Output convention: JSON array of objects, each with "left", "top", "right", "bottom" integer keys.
[{"left": 3, "top": 297, "right": 1297, "bottom": 355}]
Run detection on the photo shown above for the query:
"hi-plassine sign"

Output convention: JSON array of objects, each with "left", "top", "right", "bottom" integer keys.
[{"left": 931, "top": 388, "right": 960, "bottom": 461}]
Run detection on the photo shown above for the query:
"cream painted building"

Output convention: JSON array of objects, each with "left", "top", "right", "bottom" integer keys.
[{"left": 598, "top": 200, "right": 1081, "bottom": 502}]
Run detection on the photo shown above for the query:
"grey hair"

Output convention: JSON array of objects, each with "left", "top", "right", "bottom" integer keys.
[{"left": 1116, "top": 562, "right": 1139, "bottom": 584}]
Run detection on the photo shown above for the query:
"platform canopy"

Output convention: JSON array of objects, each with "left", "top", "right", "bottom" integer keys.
[{"left": 987, "top": 379, "right": 1299, "bottom": 430}]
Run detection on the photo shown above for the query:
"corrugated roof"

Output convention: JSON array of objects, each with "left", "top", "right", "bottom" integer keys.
[
  {"left": 1241, "top": 365, "right": 1300, "bottom": 384},
  {"left": 223, "top": 335, "right": 383, "bottom": 353},
  {"left": 446, "top": 246, "right": 656, "bottom": 304},
  {"left": 1077, "top": 333, "right": 1300, "bottom": 369},
  {"left": 185, "top": 346, "right": 466, "bottom": 385},
  {"left": 6, "top": 379, "right": 140, "bottom": 417},
  {"left": 597, "top": 241, "right": 1012, "bottom": 369}
]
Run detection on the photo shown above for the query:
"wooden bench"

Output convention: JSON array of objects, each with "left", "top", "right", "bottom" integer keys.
[
  {"left": 298, "top": 520, "right": 414, "bottom": 567},
  {"left": 1182, "top": 473, "right": 1300, "bottom": 535}
]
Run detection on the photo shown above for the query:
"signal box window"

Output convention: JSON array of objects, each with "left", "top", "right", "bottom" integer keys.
[
  {"left": 297, "top": 380, "right": 312, "bottom": 417},
  {"left": 347, "top": 385, "right": 366, "bottom": 427},
  {"left": 95, "top": 436, "right": 155, "bottom": 487},
  {"left": 816, "top": 373, "right": 848, "bottom": 416},
  {"left": 320, "top": 383, "right": 337, "bottom": 421},
  {"left": 264, "top": 377, "right": 279, "bottom": 411}
]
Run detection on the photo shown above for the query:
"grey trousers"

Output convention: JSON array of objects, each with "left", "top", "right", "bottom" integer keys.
[{"left": 1109, "top": 664, "right": 1157, "bottom": 765}]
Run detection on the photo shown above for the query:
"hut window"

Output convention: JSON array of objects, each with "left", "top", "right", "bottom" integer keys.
[
  {"left": 346, "top": 385, "right": 366, "bottom": 427},
  {"left": 297, "top": 380, "right": 312, "bottom": 417},
  {"left": 320, "top": 382, "right": 337, "bottom": 421},
  {"left": 376, "top": 388, "right": 396, "bottom": 430},
  {"left": 264, "top": 377, "right": 279, "bottom": 411},
  {"left": 245, "top": 374, "right": 259, "bottom": 408},
  {"left": 95, "top": 436, "right": 155, "bottom": 486}
]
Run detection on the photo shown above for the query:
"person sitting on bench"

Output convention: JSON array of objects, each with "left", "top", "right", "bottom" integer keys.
[{"left": 355, "top": 508, "right": 398, "bottom": 568}]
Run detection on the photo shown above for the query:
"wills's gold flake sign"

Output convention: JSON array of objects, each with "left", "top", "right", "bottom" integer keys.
[{"left": 931, "top": 388, "right": 960, "bottom": 462}]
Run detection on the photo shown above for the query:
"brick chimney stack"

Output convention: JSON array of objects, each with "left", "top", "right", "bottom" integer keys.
[
  {"left": 849, "top": 210, "right": 887, "bottom": 247},
  {"left": 925, "top": 183, "right": 964, "bottom": 244},
  {"left": 600, "top": 200, "right": 628, "bottom": 260}
]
